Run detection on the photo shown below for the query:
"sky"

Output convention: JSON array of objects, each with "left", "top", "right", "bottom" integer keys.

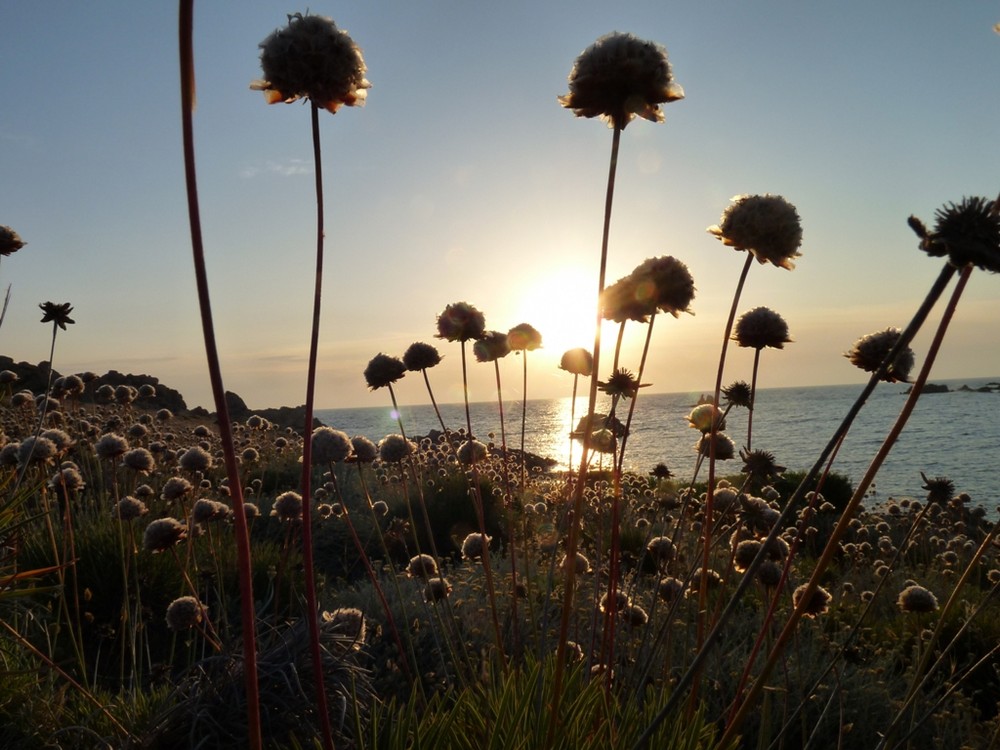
[{"left": 1, "top": 2, "right": 999, "bottom": 411}]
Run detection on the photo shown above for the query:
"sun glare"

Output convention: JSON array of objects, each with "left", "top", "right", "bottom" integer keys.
[{"left": 512, "top": 268, "right": 597, "bottom": 361}]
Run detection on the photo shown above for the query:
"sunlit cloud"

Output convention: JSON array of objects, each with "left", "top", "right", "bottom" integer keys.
[{"left": 239, "top": 159, "right": 312, "bottom": 179}]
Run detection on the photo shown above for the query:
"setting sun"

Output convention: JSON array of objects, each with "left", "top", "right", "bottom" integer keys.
[{"left": 511, "top": 267, "right": 597, "bottom": 361}]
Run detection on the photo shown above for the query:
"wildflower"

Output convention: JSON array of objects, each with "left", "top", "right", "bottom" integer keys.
[
  {"left": 322, "top": 607, "right": 366, "bottom": 648},
  {"left": 646, "top": 536, "right": 676, "bottom": 566},
  {"left": 572, "top": 413, "right": 626, "bottom": 454},
  {"left": 350, "top": 435, "right": 378, "bottom": 463},
  {"left": 507, "top": 323, "right": 543, "bottom": 351},
  {"left": 708, "top": 194, "right": 803, "bottom": 269},
  {"left": 115, "top": 385, "right": 137, "bottom": 405},
  {"left": 920, "top": 472, "right": 954, "bottom": 504},
  {"left": 271, "top": 491, "right": 303, "bottom": 522},
  {"left": 473, "top": 331, "right": 510, "bottom": 362},
  {"left": 49, "top": 466, "right": 85, "bottom": 497},
  {"left": 436, "top": 302, "right": 486, "bottom": 342},
  {"left": 122, "top": 448, "right": 155, "bottom": 474},
  {"left": 792, "top": 583, "right": 832, "bottom": 617},
  {"left": 562, "top": 551, "right": 592, "bottom": 575},
  {"left": 378, "top": 434, "right": 415, "bottom": 463},
  {"left": 192, "top": 498, "right": 229, "bottom": 524},
  {"left": 406, "top": 553, "right": 438, "bottom": 579},
  {"left": 559, "top": 32, "right": 684, "bottom": 130},
  {"left": 253, "top": 13, "right": 369, "bottom": 113},
  {"left": 178, "top": 446, "right": 213, "bottom": 473},
  {"left": 909, "top": 195, "right": 1000, "bottom": 273},
  {"left": 740, "top": 448, "right": 786, "bottom": 483},
  {"left": 143, "top": 517, "right": 187, "bottom": 553},
  {"left": 161, "top": 475, "right": 193, "bottom": 502},
  {"left": 630, "top": 256, "right": 696, "bottom": 317},
  {"left": 733, "top": 540, "right": 762, "bottom": 573},
  {"left": 0, "top": 225, "right": 25, "bottom": 256},
  {"left": 623, "top": 603, "right": 649, "bottom": 627},
  {"left": 155, "top": 408, "right": 173, "bottom": 422},
  {"left": 601, "top": 274, "right": 653, "bottom": 323},
  {"left": 657, "top": 577, "right": 684, "bottom": 602},
  {"left": 95, "top": 433, "right": 129, "bottom": 460},
  {"left": 457, "top": 439, "right": 488, "bottom": 465},
  {"left": 600, "top": 590, "right": 630, "bottom": 613},
  {"left": 461, "top": 532, "right": 491, "bottom": 561},
  {"left": 39, "top": 302, "right": 75, "bottom": 330},
  {"left": 757, "top": 560, "right": 783, "bottom": 588},
  {"left": 114, "top": 496, "right": 148, "bottom": 522},
  {"left": 312, "top": 426, "right": 353, "bottom": 465},
  {"left": 688, "top": 568, "right": 724, "bottom": 595},
  {"left": 686, "top": 403, "right": 725, "bottom": 433},
  {"left": 559, "top": 348, "right": 593, "bottom": 377},
  {"left": 598, "top": 368, "right": 648, "bottom": 400},
  {"left": 165, "top": 596, "right": 205, "bottom": 631},
  {"left": 650, "top": 462, "right": 673, "bottom": 479},
  {"left": 721, "top": 381, "right": 752, "bottom": 409},
  {"left": 364, "top": 353, "right": 406, "bottom": 390},
  {"left": 732, "top": 307, "right": 792, "bottom": 350},
  {"left": 695, "top": 432, "right": 735, "bottom": 461},
  {"left": 402, "top": 342, "right": 442, "bottom": 371},
  {"left": 845, "top": 327, "right": 914, "bottom": 383},
  {"left": 241, "top": 447, "right": 259, "bottom": 464},
  {"left": 425, "top": 576, "right": 452, "bottom": 601}
]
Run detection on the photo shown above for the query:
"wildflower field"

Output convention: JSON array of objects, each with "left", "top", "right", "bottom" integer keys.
[{"left": 2, "top": 6, "right": 1000, "bottom": 750}]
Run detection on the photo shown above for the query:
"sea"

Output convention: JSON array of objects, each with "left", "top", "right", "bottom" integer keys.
[{"left": 316, "top": 377, "right": 1000, "bottom": 508}]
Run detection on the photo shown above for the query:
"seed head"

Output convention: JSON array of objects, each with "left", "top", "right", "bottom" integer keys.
[
  {"left": 630, "top": 256, "right": 696, "bottom": 317},
  {"left": 911, "top": 195, "right": 1000, "bottom": 273},
  {"left": 350, "top": 435, "right": 378, "bottom": 463},
  {"left": 461, "top": 532, "right": 491, "bottom": 561},
  {"left": 733, "top": 307, "right": 792, "bottom": 350},
  {"left": 402, "top": 342, "right": 442, "bottom": 371},
  {"left": 143, "top": 517, "right": 187, "bottom": 553},
  {"left": 897, "top": 584, "right": 939, "bottom": 614},
  {"left": 406, "top": 554, "right": 438, "bottom": 579},
  {"left": 559, "top": 348, "right": 593, "bottom": 377},
  {"left": 271, "top": 491, "right": 303, "bottom": 522},
  {"left": 39, "top": 302, "right": 75, "bottom": 330},
  {"left": 507, "top": 323, "right": 542, "bottom": 351},
  {"left": 792, "top": 583, "right": 832, "bottom": 617},
  {"left": 845, "top": 327, "right": 915, "bottom": 383},
  {"left": 708, "top": 194, "right": 803, "bottom": 269},
  {"left": 165, "top": 596, "right": 205, "bottom": 631},
  {"left": 378, "top": 434, "right": 415, "bottom": 464},
  {"left": 457, "top": 439, "right": 488, "bottom": 465},
  {"left": 0, "top": 225, "right": 25, "bottom": 256},
  {"left": 722, "top": 381, "right": 753, "bottom": 409},
  {"left": 312, "top": 426, "right": 353, "bottom": 464},
  {"left": 436, "top": 302, "right": 486, "bottom": 342},
  {"left": 95, "top": 433, "right": 129, "bottom": 460},
  {"left": 473, "top": 331, "right": 510, "bottom": 362},
  {"left": 114, "top": 496, "right": 148, "bottom": 522}
]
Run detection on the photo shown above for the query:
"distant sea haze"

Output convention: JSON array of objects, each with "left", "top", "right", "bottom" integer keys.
[{"left": 316, "top": 378, "right": 1000, "bottom": 506}]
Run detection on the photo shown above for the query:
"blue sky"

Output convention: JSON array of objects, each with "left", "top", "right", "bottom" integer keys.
[{"left": 2, "top": 2, "right": 998, "bottom": 410}]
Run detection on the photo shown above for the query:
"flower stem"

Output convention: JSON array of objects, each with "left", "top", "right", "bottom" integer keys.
[
  {"left": 178, "top": 4, "right": 260, "bottom": 748},
  {"left": 747, "top": 347, "right": 761, "bottom": 451}
]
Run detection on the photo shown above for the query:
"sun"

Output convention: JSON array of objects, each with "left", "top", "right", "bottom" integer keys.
[{"left": 511, "top": 267, "right": 597, "bottom": 360}]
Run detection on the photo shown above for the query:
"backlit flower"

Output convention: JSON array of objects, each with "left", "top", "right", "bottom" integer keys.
[
  {"left": 601, "top": 274, "right": 654, "bottom": 323},
  {"left": 559, "top": 32, "right": 684, "bottom": 130},
  {"left": 845, "top": 327, "right": 914, "bottom": 383},
  {"left": 436, "top": 302, "right": 486, "bottom": 342},
  {"left": 732, "top": 307, "right": 792, "bottom": 350},
  {"left": 364, "top": 353, "right": 406, "bottom": 390},
  {"left": 165, "top": 595, "right": 205, "bottom": 631},
  {"left": 253, "top": 13, "right": 370, "bottom": 114},
  {"left": 897, "top": 584, "right": 938, "bottom": 614},
  {"left": 461, "top": 532, "right": 491, "bottom": 561},
  {"left": 630, "top": 256, "right": 696, "bottom": 317},
  {"left": 708, "top": 195, "right": 802, "bottom": 269},
  {"left": 695, "top": 432, "right": 735, "bottom": 461},
  {"left": 559, "top": 348, "right": 593, "bottom": 377},
  {"left": 425, "top": 576, "right": 452, "bottom": 601},
  {"left": 507, "top": 323, "right": 542, "bottom": 351},
  {"left": 0, "top": 226, "right": 25, "bottom": 256},
  {"left": 271, "top": 491, "right": 303, "bottom": 522},
  {"left": 910, "top": 195, "right": 1000, "bottom": 273},
  {"left": 406, "top": 553, "right": 438, "bottom": 579},
  {"left": 350, "top": 435, "right": 378, "bottom": 463},
  {"left": 143, "top": 517, "right": 187, "bottom": 553},
  {"left": 740, "top": 448, "right": 786, "bottom": 483},
  {"left": 722, "top": 381, "right": 752, "bottom": 409},
  {"left": 402, "top": 342, "right": 442, "bottom": 371},
  {"left": 378, "top": 434, "right": 415, "bottom": 463},
  {"left": 39, "top": 302, "right": 75, "bottom": 330},
  {"left": 95, "top": 433, "right": 129, "bottom": 461},
  {"left": 792, "top": 583, "right": 832, "bottom": 617},
  {"left": 598, "top": 368, "right": 648, "bottom": 400},
  {"left": 457, "top": 439, "right": 488, "bottom": 465},
  {"left": 473, "top": 331, "right": 510, "bottom": 362},
  {"left": 686, "top": 403, "right": 725, "bottom": 434},
  {"left": 312, "top": 426, "right": 353, "bottom": 464}
]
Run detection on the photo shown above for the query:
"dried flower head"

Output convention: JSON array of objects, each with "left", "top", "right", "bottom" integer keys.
[
  {"left": 507, "top": 323, "right": 543, "bottom": 351},
  {"left": 143, "top": 517, "right": 187, "bottom": 553},
  {"left": 792, "top": 583, "right": 832, "bottom": 617},
  {"left": 39, "top": 302, "right": 75, "bottom": 330},
  {"left": 601, "top": 274, "right": 654, "bottom": 323},
  {"left": 897, "top": 584, "right": 939, "bottom": 614},
  {"left": 650, "top": 462, "right": 673, "bottom": 479},
  {"left": 733, "top": 307, "right": 792, "bottom": 350},
  {"left": 192, "top": 498, "right": 229, "bottom": 524},
  {"left": 165, "top": 595, "right": 205, "bottom": 631},
  {"left": 114, "top": 495, "right": 148, "bottom": 522},
  {"left": 722, "top": 381, "right": 753, "bottom": 409},
  {"left": 630, "top": 256, "right": 696, "bottom": 317},
  {"left": 473, "top": 331, "right": 510, "bottom": 362},
  {"left": 378, "top": 434, "right": 415, "bottom": 463},
  {"left": 364, "top": 353, "right": 406, "bottom": 390},
  {"left": 686, "top": 403, "right": 725, "bottom": 434},
  {"left": 406, "top": 553, "right": 438, "bottom": 579},
  {"left": 311, "top": 426, "right": 353, "bottom": 465},
  {"left": 695, "top": 432, "right": 735, "bottom": 461},
  {"left": 0, "top": 225, "right": 25, "bottom": 256},
  {"left": 271, "top": 491, "right": 303, "bottom": 522},
  {"left": 457, "top": 439, "right": 488, "bottom": 465},
  {"left": 424, "top": 576, "right": 452, "bottom": 601},
  {"left": 708, "top": 194, "right": 803, "bottom": 269},
  {"left": 657, "top": 577, "right": 684, "bottom": 602},
  {"left": 646, "top": 536, "right": 676, "bottom": 566},
  {"left": 350, "top": 435, "right": 378, "bottom": 463},
  {"left": 253, "top": 13, "right": 370, "bottom": 113},
  {"left": 559, "top": 32, "right": 684, "bottom": 130},
  {"left": 845, "top": 327, "right": 914, "bottom": 383},
  {"left": 461, "top": 532, "right": 491, "bottom": 561},
  {"left": 436, "top": 302, "right": 486, "bottom": 342},
  {"left": 95, "top": 433, "right": 129, "bottom": 461},
  {"left": 122, "top": 448, "right": 155, "bottom": 474},
  {"left": 402, "top": 342, "right": 442, "bottom": 371},
  {"left": 910, "top": 195, "right": 1000, "bottom": 273},
  {"left": 920, "top": 472, "right": 955, "bottom": 504},
  {"left": 740, "top": 448, "right": 786, "bottom": 483},
  {"left": 559, "top": 348, "right": 593, "bottom": 377},
  {"left": 598, "top": 368, "right": 648, "bottom": 400},
  {"left": 562, "top": 551, "right": 592, "bottom": 575},
  {"left": 178, "top": 446, "right": 213, "bottom": 473},
  {"left": 160, "top": 476, "right": 193, "bottom": 502}
]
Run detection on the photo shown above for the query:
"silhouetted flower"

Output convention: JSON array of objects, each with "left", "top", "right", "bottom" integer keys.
[
  {"left": 271, "top": 491, "right": 303, "bottom": 522},
  {"left": 598, "top": 368, "right": 648, "bottom": 399},
  {"left": 457, "top": 439, "right": 488, "bottom": 465},
  {"left": 507, "top": 323, "right": 543, "bottom": 351},
  {"left": 695, "top": 432, "right": 735, "bottom": 460},
  {"left": 402, "top": 342, "right": 442, "bottom": 371},
  {"left": 350, "top": 435, "right": 378, "bottom": 463},
  {"left": 920, "top": 472, "right": 954, "bottom": 504},
  {"left": 646, "top": 536, "right": 676, "bottom": 565},
  {"left": 559, "top": 32, "right": 684, "bottom": 130},
  {"left": 722, "top": 381, "right": 753, "bottom": 409},
  {"left": 424, "top": 576, "right": 452, "bottom": 601},
  {"left": 650, "top": 462, "right": 673, "bottom": 479},
  {"left": 910, "top": 195, "right": 1000, "bottom": 273},
  {"left": 473, "top": 331, "right": 510, "bottom": 362},
  {"left": 0, "top": 226, "right": 25, "bottom": 256},
  {"left": 39, "top": 302, "right": 75, "bottom": 330},
  {"left": 732, "top": 307, "right": 792, "bottom": 350},
  {"left": 601, "top": 274, "right": 654, "bottom": 323},
  {"left": 378, "top": 434, "right": 415, "bottom": 463},
  {"left": 631, "top": 256, "right": 696, "bottom": 317},
  {"left": 740, "top": 448, "right": 786, "bottom": 482},
  {"left": 165, "top": 596, "right": 205, "bottom": 631},
  {"left": 897, "top": 584, "right": 938, "bottom": 614},
  {"left": 461, "top": 532, "right": 491, "bottom": 561},
  {"left": 559, "top": 348, "right": 594, "bottom": 377},
  {"left": 364, "top": 353, "right": 406, "bottom": 390},
  {"left": 253, "top": 13, "right": 370, "bottom": 113},
  {"left": 406, "top": 553, "right": 438, "bottom": 579},
  {"left": 143, "top": 517, "right": 187, "bottom": 553},
  {"left": 708, "top": 194, "right": 802, "bottom": 269},
  {"left": 114, "top": 496, "right": 148, "bottom": 522},
  {"left": 845, "top": 327, "right": 914, "bottom": 383},
  {"left": 95, "top": 433, "right": 129, "bottom": 460},
  {"left": 436, "top": 302, "right": 486, "bottom": 342},
  {"left": 792, "top": 583, "right": 832, "bottom": 617},
  {"left": 312, "top": 426, "right": 353, "bottom": 464},
  {"left": 179, "top": 446, "right": 213, "bottom": 473}
]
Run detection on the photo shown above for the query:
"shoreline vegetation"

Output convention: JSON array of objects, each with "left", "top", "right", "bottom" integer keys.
[{"left": 3, "top": 10, "right": 1000, "bottom": 750}]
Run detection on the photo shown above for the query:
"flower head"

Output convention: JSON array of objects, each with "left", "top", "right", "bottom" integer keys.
[
  {"left": 0, "top": 226, "right": 25, "bottom": 257},
  {"left": 897, "top": 584, "right": 938, "bottom": 614},
  {"left": 559, "top": 348, "right": 593, "bottom": 377},
  {"left": 910, "top": 195, "right": 1000, "bottom": 273},
  {"left": 312, "top": 426, "right": 353, "bottom": 464},
  {"left": 39, "top": 302, "right": 75, "bottom": 330},
  {"left": 708, "top": 195, "right": 803, "bottom": 269},
  {"left": 473, "top": 331, "right": 510, "bottom": 362},
  {"left": 364, "top": 353, "right": 406, "bottom": 390},
  {"left": 630, "top": 256, "right": 696, "bottom": 317},
  {"left": 350, "top": 435, "right": 378, "bottom": 463},
  {"left": 598, "top": 368, "right": 648, "bottom": 400},
  {"left": 460, "top": 532, "right": 491, "bottom": 561},
  {"left": 253, "top": 13, "right": 370, "bottom": 113},
  {"left": 740, "top": 448, "right": 786, "bottom": 483},
  {"left": 650, "top": 462, "right": 673, "bottom": 479},
  {"left": 457, "top": 439, "right": 488, "bottom": 465},
  {"left": 507, "top": 323, "right": 543, "bottom": 351},
  {"left": 143, "top": 517, "right": 187, "bottom": 553},
  {"left": 920, "top": 472, "right": 954, "bottom": 504},
  {"left": 436, "top": 302, "right": 486, "bottom": 342},
  {"left": 406, "top": 553, "right": 438, "bottom": 579},
  {"left": 733, "top": 307, "right": 792, "bottom": 350},
  {"left": 271, "top": 491, "right": 303, "bottom": 522},
  {"left": 695, "top": 432, "right": 735, "bottom": 461},
  {"left": 601, "top": 274, "right": 654, "bottom": 323},
  {"left": 845, "top": 327, "right": 914, "bottom": 383},
  {"left": 792, "top": 583, "right": 832, "bottom": 617},
  {"left": 559, "top": 32, "right": 684, "bottom": 130},
  {"left": 402, "top": 342, "right": 442, "bottom": 371},
  {"left": 722, "top": 381, "right": 753, "bottom": 409},
  {"left": 686, "top": 403, "right": 725, "bottom": 434},
  {"left": 378, "top": 434, "right": 415, "bottom": 463},
  {"left": 165, "top": 596, "right": 205, "bottom": 631}
]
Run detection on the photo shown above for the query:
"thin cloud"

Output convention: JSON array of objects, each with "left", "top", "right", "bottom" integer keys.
[{"left": 239, "top": 159, "right": 312, "bottom": 179}]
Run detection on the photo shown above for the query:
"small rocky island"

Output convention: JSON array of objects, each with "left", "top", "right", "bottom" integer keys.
[{"left": 904, "top": 381, "right": 1000, "bottom": 394}]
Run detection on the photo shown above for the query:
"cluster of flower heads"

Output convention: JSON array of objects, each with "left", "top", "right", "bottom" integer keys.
[{"left": 601, "top": 256, "right": 696, "bottom": 324}]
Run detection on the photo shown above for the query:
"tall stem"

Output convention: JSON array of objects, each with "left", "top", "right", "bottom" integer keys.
[
  {"left": 178, "top": 5, "right": 261, "bottom": 748},
  {"left": 747, "top": 347, "right": 762, "bottom": 451}
]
